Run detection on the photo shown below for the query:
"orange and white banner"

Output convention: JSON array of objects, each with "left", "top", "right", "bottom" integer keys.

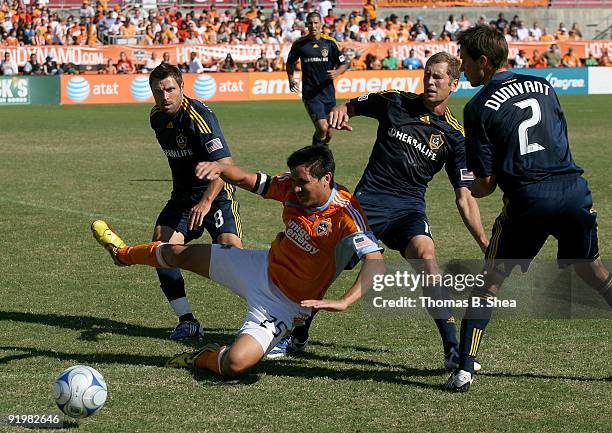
[
  {"left": 377, "top": 0, "right": 547, "bottom": 6},
  {"left": 5, "top": 40, "right": 612, "bottom": 68},
  {"left": 60, "top": 70, "right": 423, "bottom": 104}
]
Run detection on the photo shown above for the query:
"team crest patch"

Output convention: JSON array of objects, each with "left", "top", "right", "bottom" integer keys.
[
  {"left": 166, "top": 121, "right": 173, "bottom": 129},
  {"left": 419, "top": 115, "right": 430, "bottom": 124},
  {"left": 176, "top": 133, "right": 187, "bottom": 149},
  {"left": 428, "top": 133, "right": 444, "bottom": 151},
  {"left": 314, "top": 219, "right": 332, "bottom": 236},
  {"left": 321, "top": 48, "right": 329, "bottom": 58}
]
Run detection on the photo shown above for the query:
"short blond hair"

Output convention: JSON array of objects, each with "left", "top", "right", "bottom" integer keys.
[{"left": 426, "top": 52, "right": 461, "bottom": 81}]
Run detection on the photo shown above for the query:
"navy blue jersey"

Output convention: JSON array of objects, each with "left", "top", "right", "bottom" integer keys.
[
  {"left": 464, "top": 71, "right": 583, "bottom": 195},
  {"left": 287, "top": 35, "right": 346, "bottom": 100},
  {"left": 150, "top": 96, "right": 232, "bottom": 196},
  {"left": 350, "top": 91, "right": 472, "bottom": 206}
]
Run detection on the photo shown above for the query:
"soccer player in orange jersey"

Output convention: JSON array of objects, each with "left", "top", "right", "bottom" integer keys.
[{"left": 92, "top": 146, "right": 384, "bottom": 377}]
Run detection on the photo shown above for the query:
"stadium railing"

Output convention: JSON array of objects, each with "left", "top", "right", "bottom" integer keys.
[
  {"left": 175, "top": 0, "right": 277, "bottom": 9},
  {"left": 550, "top": 0, "right": 612, "bottom": 6},
  {"left": 45, "top": 0, "right": 125, "bottom": 8}
]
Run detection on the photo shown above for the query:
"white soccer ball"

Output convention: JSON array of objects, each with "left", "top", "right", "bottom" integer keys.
[{"left": 52, "top": 365, "right": 108, "bottom": 418}]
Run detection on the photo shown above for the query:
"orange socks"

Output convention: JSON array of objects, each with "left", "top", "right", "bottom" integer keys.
[
  {"left": 116, "top": 241, "right": 163, "bottom": 267},
  {"left": 194, "top": 346, "right": 227, "bottom": 375}
]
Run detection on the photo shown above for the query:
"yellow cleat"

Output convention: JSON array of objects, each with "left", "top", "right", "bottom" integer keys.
[
  {"left": 165, "top": 343, "right": 220, "bottom": 369},
  {"left": 91, "top": 220, "right": 128, "bottom": 267}
]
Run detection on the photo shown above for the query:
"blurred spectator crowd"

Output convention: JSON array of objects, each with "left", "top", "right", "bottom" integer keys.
[{"left": 1, "top": 0, "right": 611, "bottom": 75}]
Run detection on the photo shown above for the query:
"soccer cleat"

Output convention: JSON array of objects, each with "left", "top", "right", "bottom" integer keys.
[
  {"left": 266, "top": 335, "right": 309, "bottom": 359},
  {"left": 165, "top": 343, "right": 220, "bottom": 369},
  {"left": 91, "top": 220, "right": 128, "bottom": 266},
  {"left": 445, "top": 369, "right": 474, "bottom": 392},
  {"left": 169, "top": 319, "right": 204, "bottom": 340},
  {"left": 444, "top": 347, "right": 482, "bottom": 373}
]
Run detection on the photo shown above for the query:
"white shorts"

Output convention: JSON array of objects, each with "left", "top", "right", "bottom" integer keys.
[{"left": 208, "top": 245, "right": 312, "bottom": 354}]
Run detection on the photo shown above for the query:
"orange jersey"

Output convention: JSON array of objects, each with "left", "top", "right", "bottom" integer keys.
[{"left": 255, "top": 173, "right": 382, "bottom": 303}]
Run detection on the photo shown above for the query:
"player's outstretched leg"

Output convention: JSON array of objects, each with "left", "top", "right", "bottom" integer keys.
[
  {"left": 91, "top": 220, "right": 128, "bottom": 266},
  {"left": 166, "top": 343, "right": 224, "bottom": 370},
  {"left": 91, "top": 220, "right": 212, "bottom": 277},
  {"left": 166, "top": 334, "right": 264, "bottom": 377}
]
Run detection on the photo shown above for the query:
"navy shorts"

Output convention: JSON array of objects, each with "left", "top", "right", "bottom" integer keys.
[
  {"left": 486, "top": 175, "right": 599, "bottom": 275},
  {"left": 303, "top": 93, "right": 336, "bottom": 122},
  {"left": 357, "top": 192, "right": 432, "bottom": 254},
  {"left": 155, "top": 189, "right": 242, "bottom": 243}
]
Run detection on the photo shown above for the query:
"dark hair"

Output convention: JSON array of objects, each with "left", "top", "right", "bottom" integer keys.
[
  {"left": 457, "top": 25, "right": 508, "bottom": 69},
  {"left": 306, "top": 11, "right": 321, "bottom": 22},
  {"left": 287, "top": 145, "right": 335, "bottom": 180},
  {"left": 426, "top": 51, "right": 461, "bottom": 81},
  {"left": 149, "top": 62, "right": 183, "bottom": 88}
]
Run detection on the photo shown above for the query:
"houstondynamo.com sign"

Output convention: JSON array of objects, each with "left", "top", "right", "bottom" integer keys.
[{"left": 0, "top": 77, "right": 30, "bottom": 105}]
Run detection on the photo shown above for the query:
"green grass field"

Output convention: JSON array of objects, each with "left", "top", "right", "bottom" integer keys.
[{"left": 0, "top": 96, "right": 610, "bottom": 433}]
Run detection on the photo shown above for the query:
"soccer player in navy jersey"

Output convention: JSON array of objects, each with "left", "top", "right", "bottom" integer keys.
[
  {"left": 148, "top": 63, "right": 243, "bottom": 340},
  {"left": 287, "top": 12, "right": 348, "bottom": 147},
  {"left": 270, "top": 53, "right": 489, "bottom": 369},
  {"left": 445, "top": 25, "right": 612, "bottom": 392}
]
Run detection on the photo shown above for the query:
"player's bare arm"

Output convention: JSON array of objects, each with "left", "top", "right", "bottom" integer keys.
[
  {"left": 328, "top": 103, "right": 356, "bottom": 131},
  {"left": 301, "top": 251, "right": 385, "bottom": 312},
  {"left": 286, "top": 62, "right": 299, "bottom": 93},
  {"left": 188, "top": 157, "right": 234, "bottom": 230},
  {"left": 327, "top": 63, "right": 349, "bottom": 80},
  {"left": 454, "top": 187, "right": 489, "bottom": 253},
  {"left": 471, "top": 176, "right": 497, "bottom": 198},
  {"left": 195, "top": 161, "right": 258, "bottom": 192}
]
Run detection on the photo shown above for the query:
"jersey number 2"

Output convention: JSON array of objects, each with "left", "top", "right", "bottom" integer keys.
[{"left": 514, "top": 98, "right": 545, "bottom": 156}]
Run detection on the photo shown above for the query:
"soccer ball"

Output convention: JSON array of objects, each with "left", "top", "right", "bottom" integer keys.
[{"left": 52, "top": 365, "right": 108, "bottom": 418}]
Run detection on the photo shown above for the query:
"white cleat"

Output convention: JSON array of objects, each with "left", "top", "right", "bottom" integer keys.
[{"left": 445, "top": 369, "right": 473, "bottom": 392}]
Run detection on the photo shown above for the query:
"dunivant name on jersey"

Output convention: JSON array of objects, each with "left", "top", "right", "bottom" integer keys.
[{"left": 485, "top": 80, "right": 551, "bottom": 111}]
